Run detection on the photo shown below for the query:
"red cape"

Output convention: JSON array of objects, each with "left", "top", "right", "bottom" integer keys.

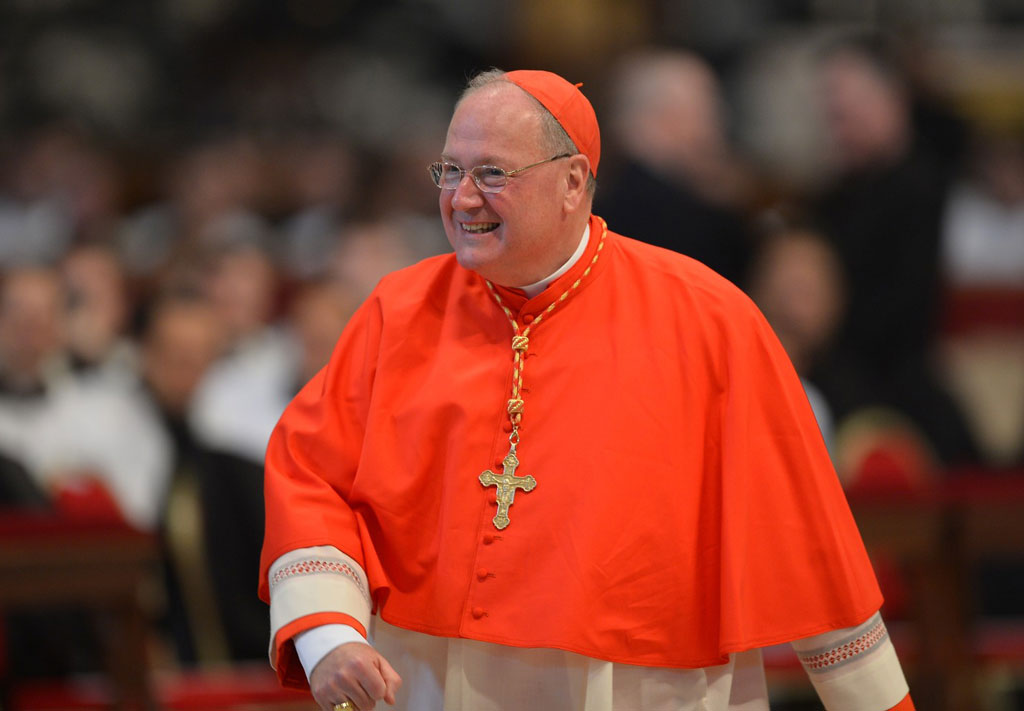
[{"left": 260, "top": 214, "right": 881, "bottom": 686}]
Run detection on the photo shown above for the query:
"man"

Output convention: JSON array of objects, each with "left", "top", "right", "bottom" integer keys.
[
  {"left": 812, "top": 34, "right": 978, "bottom": 466},
  {"left": 595, "top": 50, "right": 752, "bottom": 285},
  {"left": 261, "top": 69, "right": 914, "bottom": 710},
  {"left": 0, "top": 266, "right": 171, "bottom": 531}
]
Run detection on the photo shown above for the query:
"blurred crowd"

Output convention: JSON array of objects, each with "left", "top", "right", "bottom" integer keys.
[{"left": 0, "top": 0, "right": 1022, "bottom": 691}]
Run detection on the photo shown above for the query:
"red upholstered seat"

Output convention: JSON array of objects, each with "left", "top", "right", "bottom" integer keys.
[{"left": 11, "top": 665, "right": 311, "bottom": 710}]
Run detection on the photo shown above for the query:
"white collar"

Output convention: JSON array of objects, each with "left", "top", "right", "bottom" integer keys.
[{"left": 516, "top": 223, "right": 590, "bottom": 298}]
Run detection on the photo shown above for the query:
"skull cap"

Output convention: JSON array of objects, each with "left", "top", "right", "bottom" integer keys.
[{"left": 504, "top": 70, "right": 600, "bottom": 177}]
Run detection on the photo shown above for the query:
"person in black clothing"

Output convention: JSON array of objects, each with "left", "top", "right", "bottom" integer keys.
[
  {"left": 141, "top": 296, "right": 269, "bottom": 664},
  {"left": 811, "top": 33, "right": 979, "bottom": 466},
  {"left": 595, "top": 49, "right": 753, "bottom": 286}
]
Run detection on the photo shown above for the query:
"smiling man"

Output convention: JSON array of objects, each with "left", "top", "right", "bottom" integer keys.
[
  {"left": 260, "top": 70, "right": 914, "bottom": 711},
  {"left": 438, "top": 76, "right": 594, "bottom": 289}
]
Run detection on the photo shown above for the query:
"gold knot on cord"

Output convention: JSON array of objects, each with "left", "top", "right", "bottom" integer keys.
[
  {"left": 511, "top": 335, "right": 529, "bottom": 352},
  {"left": 507, "top": 399, "right": 524, "bottom": 414}
]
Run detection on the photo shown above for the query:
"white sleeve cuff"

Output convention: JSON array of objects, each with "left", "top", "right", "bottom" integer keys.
[
  {"left": 267, "top": 545, "right": 372, "bottom": 667},
  {"left": 295, "top": 624, "right": 370, "bottom": 682},
  {"left": 791, "top": 612, "right": 909, "bottom": 711}
]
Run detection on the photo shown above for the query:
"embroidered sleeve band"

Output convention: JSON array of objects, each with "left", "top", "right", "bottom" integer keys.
[
  {"left": 790, "top": 612, "right": 910, "bottom": 711},
  {"left": 267, "top": 546, "right": 372, "bottom": 665}
]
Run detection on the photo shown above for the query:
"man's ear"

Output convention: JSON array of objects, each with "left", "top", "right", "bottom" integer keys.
[{"left": 563, "top": 154, "right": 591, "bottom": 212}]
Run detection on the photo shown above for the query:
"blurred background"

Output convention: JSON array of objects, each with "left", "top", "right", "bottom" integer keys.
[{"left": 0, "top": 0, "right": 1022, "bottom": 709}]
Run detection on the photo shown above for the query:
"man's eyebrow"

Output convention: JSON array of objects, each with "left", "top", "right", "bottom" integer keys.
[{"left": 440, "top": 153, "right": 505, "bottom": 165}]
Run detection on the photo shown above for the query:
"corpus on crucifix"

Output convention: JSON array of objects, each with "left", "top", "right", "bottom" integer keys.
[{"left": 478, "top": 444, "right": 536, "bottom": 530}]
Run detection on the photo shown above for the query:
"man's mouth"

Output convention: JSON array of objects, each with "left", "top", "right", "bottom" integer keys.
[{"left": 461, "top": 222, "right": 500, "bottom": 235}]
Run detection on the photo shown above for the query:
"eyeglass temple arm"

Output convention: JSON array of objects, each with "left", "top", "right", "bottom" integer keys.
[{"left": 504, "top": 153, "right": 575, "bottom": 177}]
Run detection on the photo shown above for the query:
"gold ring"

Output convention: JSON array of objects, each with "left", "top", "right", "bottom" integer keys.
[{"left": 334, "top": 703, "right": 355, "bottom": 711}]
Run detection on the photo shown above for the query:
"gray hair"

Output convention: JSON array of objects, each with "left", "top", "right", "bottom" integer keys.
[{"left": 460, "top": 69, "right": 597, "bottom": 196}]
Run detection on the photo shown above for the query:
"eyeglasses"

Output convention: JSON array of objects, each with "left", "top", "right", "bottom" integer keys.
[{"left": 428, "top": 153, "right": 574, "bottom": 194}]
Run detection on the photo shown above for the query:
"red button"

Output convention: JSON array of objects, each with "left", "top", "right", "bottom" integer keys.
[
  {"left": 522, "top": 314, "right": 534, "bottom": 324},
  {"left": 472, "top": 607, "right": 486, "bottom": 619},
  {"left": 482, "top": 533, "right": 496, "bottom": 545},
  {"left": 476, "top": 567, "right": 489, "bottom": 581}
]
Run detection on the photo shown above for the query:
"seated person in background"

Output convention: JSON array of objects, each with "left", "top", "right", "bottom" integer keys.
[
  {"left": 140, "top": 296, "right": 225, "bottom": 464},
  {"left": 747, "top": 215, "right": 845, "bottom": 453},
  {"left": 747, "top": 216, "right": 941, "bottom": 491},
  {"left": 189, "top": 243, "right": 291, "bottom": 464},
  {"left": 60, "top": 244, "right": 137, "bottom": 386},
  {"left": 0, "top": 266, "right": 171, "bottom": 530},
  {"left": 0, "top": 267, "right": 168, "bottom": 681},
  {"left": 137, "top": 296, "right": 232, "bottom": 664}
]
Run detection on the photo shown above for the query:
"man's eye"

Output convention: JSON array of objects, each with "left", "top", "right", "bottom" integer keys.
[
  {"left": 440, "top": 166, "right": 466, "bottom": 184},
  {"left": 477, "top": 167, "right": 507, "bottom": 187}
]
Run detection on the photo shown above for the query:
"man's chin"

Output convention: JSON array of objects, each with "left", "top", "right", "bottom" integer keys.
[
  {"left": 454, "top": 252, "right": 488, "bottom": 276},
  {"left": 453, "top": 249, "right": 505, "bottom": 284}
]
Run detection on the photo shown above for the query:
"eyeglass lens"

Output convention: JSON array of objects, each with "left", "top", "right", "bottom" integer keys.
[{"left": 430, "top": 163, "right": 507, "bottom": 192}]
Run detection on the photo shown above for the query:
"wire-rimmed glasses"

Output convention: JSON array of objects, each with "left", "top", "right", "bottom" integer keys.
[{"left": 428, "top": 153, "right": 574, "bottom": 194}]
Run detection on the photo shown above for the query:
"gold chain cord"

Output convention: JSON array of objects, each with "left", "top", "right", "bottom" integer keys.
[{"left": 485, "top": 218, "right": 607, "bottom": 448}]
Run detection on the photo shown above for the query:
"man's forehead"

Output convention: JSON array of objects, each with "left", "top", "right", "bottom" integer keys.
[
  {"left": 442, "top": 86, "right": 543, "bottom": 165},
  {"left": 458, "top": 79, "right": 529, "bottom": 108},
  {"left": 453, "top": 81, "right": 542, "bottom": 122}
]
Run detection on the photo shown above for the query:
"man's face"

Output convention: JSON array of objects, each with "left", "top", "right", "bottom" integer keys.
[
  {"left": 440, "top": 83, "right": 576, "bottom": 287},
  {"left": 821, "top": 52, "right": 908, "bottom": 170},
  {"left": 143, "top": 305, "right": 222, "bottom": 415},
  {"left": 0, "top": 270, "right": 65, "bottom": 377}
]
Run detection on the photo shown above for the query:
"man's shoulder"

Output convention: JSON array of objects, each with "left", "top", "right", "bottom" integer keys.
[
  {"left": 356, "top": 253, "right": 463, "bottom": 313},
  {"left": 360, "top": 251, "right": 479, "bottom": 324},
  {"left": 608, "top": 228, "right": 753, "bottom": 311},
  {"left": 375, "top": 252, "right": 459, "bottom": 292}
]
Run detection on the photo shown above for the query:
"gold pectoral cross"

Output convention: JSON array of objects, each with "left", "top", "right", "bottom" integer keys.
[{"left": 479, "top": 445, "right": 536, "bottom": 530}]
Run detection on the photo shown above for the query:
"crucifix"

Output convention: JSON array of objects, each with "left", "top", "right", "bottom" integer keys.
[{"left": 479, "top": 444, "right": 536, "bottom": 530}]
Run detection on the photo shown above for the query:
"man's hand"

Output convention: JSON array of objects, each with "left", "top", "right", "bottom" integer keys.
[{"left": 309, "top": 641, "right": 402, "bottom": 711}]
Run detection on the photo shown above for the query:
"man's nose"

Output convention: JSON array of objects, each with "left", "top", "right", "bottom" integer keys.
[{"left": 450, "top": 174, "right": 485, "bottom": 210}]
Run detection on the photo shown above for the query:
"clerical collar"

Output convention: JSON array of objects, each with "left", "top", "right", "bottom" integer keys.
[{"left": 515, "top": 224, "right": 590, "bottom": 298}]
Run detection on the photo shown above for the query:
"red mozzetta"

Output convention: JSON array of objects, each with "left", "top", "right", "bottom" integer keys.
[{"left": 259, "top": 213, "right": 882, "bottom": 684}]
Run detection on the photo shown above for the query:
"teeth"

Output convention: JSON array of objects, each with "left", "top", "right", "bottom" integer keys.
[{"left": 462, "top": 222, "right": 499, "bottom": 234}]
